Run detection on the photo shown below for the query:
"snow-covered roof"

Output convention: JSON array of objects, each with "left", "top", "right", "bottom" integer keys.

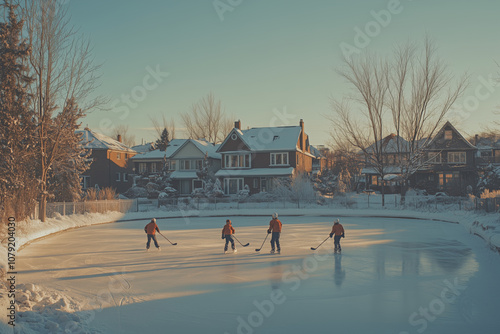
[
  {"left": 131, "top": 142, "right": 155, "bottom": 153},
  {"left": 365, "top": 134, "right": 410, "bottom": 154},
  {"left": 130, "top": 139, "right": 187, "bottom": 160},
  {"left": 170, "top": 171, "right": 199, "bottom": 179},
  {"left": 310, "top": 146, "right": 324, "bottom": 159},
  {"left": 215, "top": 167, "right": 294, "bottom": 177},
  {"left": 185, "top": 139, "right": 221, "bottom": 159},
  {"left": 219, "top": 126, "right": 303, "bottom": 153},
  {"left": 77, "top": 129, "right": 136, "bottom": 153}
]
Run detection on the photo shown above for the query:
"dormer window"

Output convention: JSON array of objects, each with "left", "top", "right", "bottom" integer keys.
[{"left": 444, "top": 130, "right": 452, "bottom": 140}]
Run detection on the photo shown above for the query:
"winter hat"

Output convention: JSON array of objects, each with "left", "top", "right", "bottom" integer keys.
[
  {"left": 226, "top": 219, "right": 231, "bottom": 224},
  {"left": 272, "top": 212, "right": 278, "bottom": 219},
  {"left": 152, "top": 218, "right": 156, "bottom": 223},
  {"left": 334, "top": 219, "right": 339, "bottom": 224}
]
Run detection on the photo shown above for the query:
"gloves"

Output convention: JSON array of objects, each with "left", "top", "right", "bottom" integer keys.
[
  {"left": 342, "top": 233, "right": 345, "bottom": 238},
  {"left": 267, "top": 230, "right": 271, "bottom": 234},
  {"left": 329, "top": 233, "right": 333, "bottom": 238},
  {"left": 221, "top": 235, "right": 225, "bottom": 239}
]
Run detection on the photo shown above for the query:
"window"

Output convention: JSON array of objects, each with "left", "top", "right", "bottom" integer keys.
[
  {"left": 151, "top": 163, "right": 157, "bottom": 173},
  {"left": 224, "top": 154, "right": 250, "bottom": 168},
  {"left": 80, "top": 176, "right": 90, "bottom": 189},
  {"left": 444, "top": 130, "right": 452, "bottom": 140},
  {"left": 123, "top": 173, "right": 128, "bottom": 182},
  {"left": 196, "top": 160, "right": 203, "bottom": 170},
  {"left": 270, "top": 153, "right": 289, "bottom": 166},
  {"left": 180, "top": 160, "right": 191, "bottom": 170},
  {"left": 169, "top": 160, "right": 177, "bottom": 171},
  {"left": 448, "top": 152, "right": 466, "bottom": 164},
  {"left": 253, "top": 178, "right": 259, "bottom": 189},
  {"left": 139, "top": 163, "right": 147, "bottom": 173},
  {"left": 117, "top": 153, "right": 121, "bottom": 160},
  {"left": 224, "top": 178, "right": 244, "bottom": 194},
  {"left": 193, "top": 179, "right": 203, "bottom": 189},
  {"left": 428, "top": 153, "right": 441, "bottom": 164},
  {"left": 371, "top": 175, "right": 378, "bottom": 186},
  {"left": 116, "top": 172, "right": 121, "bottom": 181},
  {"left": 438, "top": 172, "right": 460, "bottom": 189}
]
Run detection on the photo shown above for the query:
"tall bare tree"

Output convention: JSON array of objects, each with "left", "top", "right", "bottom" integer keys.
[
  {"left": 150, "top": 114, "right": 176, "bottom": 140},
  {"left": 387, "top": 39, "right": 467, "bottom": 203},
  {"left": 329, "top": 53, "right": 390, "bottom": 206},
  {"left": 23, "top": 0, "right": 103, "bottom": 221},
  {"left": 181, "top": 92, "right": 232, "bottom": 144}
]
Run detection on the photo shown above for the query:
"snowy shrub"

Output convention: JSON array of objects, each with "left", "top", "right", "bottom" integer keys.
[
  {"left": 477, "top": 166, "right": 500, "bottom": 195},
  {"left": 237, "top": 185, "right": 250, "bottom": 201},
  {"left": 123, "top": 186, "right": 148, "bottom": 199},
  {"left": 191, "top": 188, "right": 207, "bottom": 198}
]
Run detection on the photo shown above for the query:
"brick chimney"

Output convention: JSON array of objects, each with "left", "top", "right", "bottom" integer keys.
[
  {"left": 235, "top": 120, "right": 241, "bottom": 130},
  {"left": 299, "top": 119, "right": 305, "bottom": 151},
  {"left": 117, "top": 134, "right": 122, "bottom": 143}
]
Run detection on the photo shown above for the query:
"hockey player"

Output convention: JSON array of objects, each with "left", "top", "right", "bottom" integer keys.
[
  {"left": 329, "top": 219, "right": 345, "bottom": 253},
  {"left": 222, "top": 219, "right": 237, "bottom": 253},
  {"left": 268, "top": 213, "right": 282, "bottom": 254},
  {"left": 144, "top": 218, "right": 161, "bottom": 251}
]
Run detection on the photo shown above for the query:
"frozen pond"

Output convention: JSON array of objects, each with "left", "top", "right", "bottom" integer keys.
[{"left": 16, "top": 215, "right": 500, "bottom": 333}]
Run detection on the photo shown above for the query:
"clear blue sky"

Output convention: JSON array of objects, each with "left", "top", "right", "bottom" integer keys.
[{"left": 69, "top": 0, "right": 500, "bottom": 146}]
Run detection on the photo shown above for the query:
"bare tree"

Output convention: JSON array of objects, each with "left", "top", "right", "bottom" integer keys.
[
  {"left": 387, "top": 39, "right": 467, "bottom": 203},
  {"left": 23, "top": 0, "right": 103, "bottom": 221},
  {"left": 110, "top": 124, "right": 135, "bottom": 147},
  {"left": 328, "top": 53, "right": 390, "bottom": 206},
  {"left": 181, "top": 92, "right": 233, "bottom": 144}
]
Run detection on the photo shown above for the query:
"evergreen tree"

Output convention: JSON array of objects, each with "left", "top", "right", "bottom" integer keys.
[
  {"left": 0, "top": 1, "right": 37, "bottom": 220},
  {"left": 155, "top": 128, "right": 170, "bottom": 151}
]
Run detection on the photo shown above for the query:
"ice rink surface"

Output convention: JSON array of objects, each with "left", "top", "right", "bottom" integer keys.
[{"left": 17, "top": 215, "right": 500, "bottom": 334}]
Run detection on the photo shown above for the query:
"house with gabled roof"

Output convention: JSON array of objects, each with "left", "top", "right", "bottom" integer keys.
[
  {"left": 77, "top": 128, "right": 137, "bottom": 193},
  {"left": 215, "top": 119, "right": 314, "bottom": 195},
  {"left": 414, "top": 121, "right": 477, "bottom": 195},
  {"left": 129, "top": 138, "right": 221, "bottom": 195},
  {"left": 130, "top": 139, "right": 185, "bottom": 175},
  {"left": 168, "top": 139, "right": 221, "bottom": 195}
]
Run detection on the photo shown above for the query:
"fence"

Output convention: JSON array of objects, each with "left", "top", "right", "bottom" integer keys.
[
  {"left": 35, "top": 194, "right": 499, "bottom": 219},
  {"left": 36, "top": 199, "right": 137, "bottom": 219}
]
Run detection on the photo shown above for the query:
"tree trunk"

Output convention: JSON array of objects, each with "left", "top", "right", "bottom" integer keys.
[{"left": 381, "top": 180, "right": 385, "bottom": 207}]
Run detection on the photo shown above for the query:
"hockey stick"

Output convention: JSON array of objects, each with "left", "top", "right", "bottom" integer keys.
[
  {"left": 232, "top": 235, "right": 250, "bottom": 247},
  {"left": 255, "top": 233, "right": 269, "bottom": 252},
  {"left": 310, "top": 236, "right": 330, "bottom": 251},
  {"left": 158, "top": 232, "right": 177, "bottom": 245}
]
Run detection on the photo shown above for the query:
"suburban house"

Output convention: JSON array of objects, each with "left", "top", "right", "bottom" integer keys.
[
  {"left": 475, "top": 136, "right": 500, "bottom": 166},
  {"left": 310, "top": 145, "right": 327, "bottom": 175},
  {"left": 361, "top": 133, "right": 410, "bottom": 193},
  {"left": 215, "top": 119, "right": 314, "bottom": 195},
  {"left": 77, "top": 128, "right": 137, "bottom": 193},
  {"left": 130, "top": 139, "right": 221, "bottom": 195},
  {"left": 168, "top": 139, "right": 221, "bottom": 195},
  {"left": 130, "top": 139, "right": 186, "bottom": 175},
  {"left": 414, "top": 121, "right": 477, "bottom": 195},
  {"left": 360, "top": 122, "right": 479, "bottom": 195}
]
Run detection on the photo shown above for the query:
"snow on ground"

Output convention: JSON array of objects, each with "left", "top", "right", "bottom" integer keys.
[
  {"left": 3, "top": 212, "right": 500, "bottom": 333},
  {"left": 1, "top": 194, "right": 500, "bottom": 333}
]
